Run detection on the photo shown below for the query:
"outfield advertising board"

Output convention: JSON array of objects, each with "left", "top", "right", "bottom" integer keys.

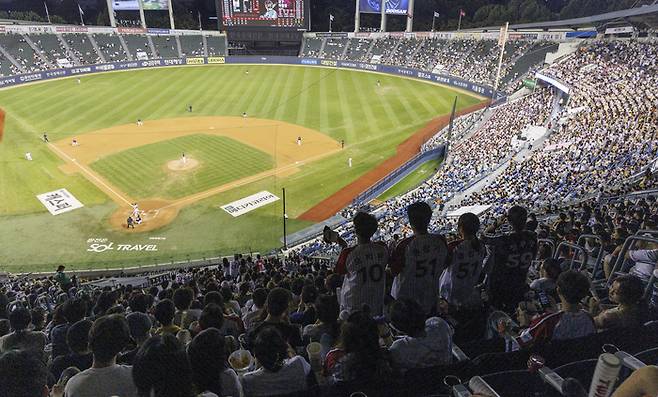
[
  {"left": 221, "top": 191, "right": 280, "bottom": 217},
  {"left": 0, "top": 56, "right": 500, "bottom": 99}
]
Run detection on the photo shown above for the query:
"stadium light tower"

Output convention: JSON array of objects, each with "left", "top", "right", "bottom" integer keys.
[
  {"left": 138, "top": 0, "right": 147, "bottom": 28},
  {"left": 380, "top": 0, "right": 387, "bottom": 32},
  {"left": 106, "top": 0, "right": 117, "bottom": 27},
  {"left": 406, "top": 0, "right": 414, "bottom": 32},
  {"left": 355, "top": 0, "right": 360, "bottom": 32},
  {"left": 167, "top": 0, "right": 175, "bottom": 29}
]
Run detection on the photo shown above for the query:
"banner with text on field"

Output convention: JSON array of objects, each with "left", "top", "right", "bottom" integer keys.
[
  {"left": 36, "top": 188, "right": 84, "bottom": 215},
  {"left": 221, "top": 191, "right": 279, "bottom": 217}
]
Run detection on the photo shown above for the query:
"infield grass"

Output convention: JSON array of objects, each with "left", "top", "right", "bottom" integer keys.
[
  {"left": 0, "top": 65, "right": 482, "bottom": 271},
  {"left": 90, "top": 134, "right": 274, "bottom": 200}
]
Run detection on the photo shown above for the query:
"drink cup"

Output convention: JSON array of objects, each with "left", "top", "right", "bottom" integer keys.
[{"left": 588, "top": 353, "right": 621, "bottom": 397}]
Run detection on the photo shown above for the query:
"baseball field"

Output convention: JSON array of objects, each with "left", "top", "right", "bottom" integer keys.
[{"left": 0, "top": 64, "right": 484, "bottom": 272}]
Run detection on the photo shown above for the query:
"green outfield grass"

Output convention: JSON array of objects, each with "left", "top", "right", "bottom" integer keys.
[
  {"left": 0, "top": 65, "right": 482, "bottom": 272},
  {"left": 377, "top": 158, "right": 443, "bottom": 202},
  {"left": 90, "top": 134, "right": 274, "bottom": 200}
]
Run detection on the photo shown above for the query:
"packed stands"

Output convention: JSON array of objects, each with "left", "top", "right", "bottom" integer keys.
[{"left": 463, "top": 41, "right": 658, "bottom": 215}]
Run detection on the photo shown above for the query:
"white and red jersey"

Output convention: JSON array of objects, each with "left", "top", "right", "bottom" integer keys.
[
  {"left": 439, "top": 239, "right": 486, "bottom": 307},
  {"left": 335, "top": 242, "right": 389, "bottom": 316},
  {"left": 390, "top": 234, "right": 448, "bottom": 315}
]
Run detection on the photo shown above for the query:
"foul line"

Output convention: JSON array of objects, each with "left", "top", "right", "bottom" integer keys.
[{"left": 48, "top": 143, "right": 132, "bottom": 206}]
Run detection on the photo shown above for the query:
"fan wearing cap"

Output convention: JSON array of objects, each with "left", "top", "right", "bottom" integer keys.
[{"left": 55, "top": 265, "right": 72, "bottom": 292}]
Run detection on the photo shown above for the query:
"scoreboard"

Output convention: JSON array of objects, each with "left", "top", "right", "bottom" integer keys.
[{"left": 221, "top": 0, "right": 308, "bottom": 29}]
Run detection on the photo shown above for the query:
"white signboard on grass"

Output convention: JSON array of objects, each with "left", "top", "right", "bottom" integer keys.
[
  {"left": 36, "top": 188, "right": 84, "bottom": 215},
  {"left": 221, "top": 191, "right": 279, "bottom": 217}
]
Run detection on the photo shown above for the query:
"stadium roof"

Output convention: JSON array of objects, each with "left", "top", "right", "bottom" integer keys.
[{"left": 470, "top": 4, "right": 658, "bottom": 31}]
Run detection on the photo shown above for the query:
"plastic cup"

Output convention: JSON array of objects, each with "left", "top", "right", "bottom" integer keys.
[{"left": 306, "top": 342, "right": 322, "bottom": 371}]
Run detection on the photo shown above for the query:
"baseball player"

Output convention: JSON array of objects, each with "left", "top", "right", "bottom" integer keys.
[
  {"left": 137, "top": 119, "right": 143, "bottom": 126},
  {"left": 348, "top": 157, "right": 353, "bottom": 168},
  {"left": 127, "top": 216, "right": 135, "bottom": 229},
  {"left": 341, "top": 139, "right": 345, "bottom": 149},
  {"left": 326, "top": 212, "right": 388, "bottom": 316},
  {"left": 242, "top": 112, "right": 247, "bottom": 118},
  {"left": 296, "top": 136, "right": 302, "bottom": 146},
  {"left": 76, "top": 78, "right": 81, "bottom": 84},
  {"left": 390, "top": 202, "right": 449, "bottom": 315},
  {"left": 72, "top": 138, "right": 79, "bottom": 146},
  {"left": 182, "top": 152, "right": 187, "bottom": 165},
  {"left": 131, "top": 203, "right": 140, "bottom": 219},
  {"left": 188, "top": 104, "right": 193, "bottom": 112},
  {"left": 43, "top": 132, "right": 49, "bottom": 143},
  {"left": 25, "top": 152, "right": 32, "bottom": 161}
]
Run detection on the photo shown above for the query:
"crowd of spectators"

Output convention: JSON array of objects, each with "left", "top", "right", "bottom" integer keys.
[
  {"left": 301, "top": 36, "right": 540, "bottom": 87},
  {"left": 462, "top": 41, "right": 658, "bottom": 214},
  {"left": 1, "top": 196, "right": 657, "bottom": 396}
]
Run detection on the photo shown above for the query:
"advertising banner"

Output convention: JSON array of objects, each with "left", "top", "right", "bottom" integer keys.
[
  {"left": 221, "top": 191, "right": 280, "bottom": 217},
  {"left": 117, "top": 27, "right": 147, "bottom": 34},
  {"left": 207, "top": 57, "right": 226, "bottom": 64},
  {"left": 36, "top": 188, "right": 84, "bottom": 216},
  {"left": 359, "top": 0, "right": 410, "bottom": 15},
  {"left": 56, "top": 26, "right": 89, "bottom": 33},
  {"left": 147, "top": 28, "right": 170, "bottom": 35},
  {"left": 113, "top": 0, "right": 168, "bottom": 10},
  {"left": 186, "top": 57, "right": 205, "bottom": 65}
]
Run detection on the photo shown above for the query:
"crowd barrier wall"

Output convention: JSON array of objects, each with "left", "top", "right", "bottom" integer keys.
[{"left": 0, "top": 56, "right": 500, "bottom": 100}]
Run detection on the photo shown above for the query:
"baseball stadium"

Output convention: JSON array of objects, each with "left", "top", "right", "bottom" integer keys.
[{"left": 0, "top": 0, "right": 658, "bottom": 395}]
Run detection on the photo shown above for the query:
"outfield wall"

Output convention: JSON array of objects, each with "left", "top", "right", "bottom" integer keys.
[{"left": 0, "top": 56, "right": 499, "bottom": 99}]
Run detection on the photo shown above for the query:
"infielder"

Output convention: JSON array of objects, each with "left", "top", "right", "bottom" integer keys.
[
  {"left": 297, "top": 136, "right": 302, "bottom": 146},
  {"left": 348, "top": 157, "right": 353, "bottom": 168}
]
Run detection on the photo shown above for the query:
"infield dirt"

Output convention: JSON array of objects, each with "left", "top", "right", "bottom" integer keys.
[{"left": 49, "top": 116, "right": 340, "bottom": 232}]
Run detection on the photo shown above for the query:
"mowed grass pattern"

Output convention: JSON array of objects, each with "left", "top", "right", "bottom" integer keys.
[
  {"left": 90, "top": 135, "right": 273, "bottom": 200},
  {"left": 0, "top": 65, "right": 483, "bottom": 270}
]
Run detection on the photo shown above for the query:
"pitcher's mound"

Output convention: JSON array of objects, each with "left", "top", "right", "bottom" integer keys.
[{"left": 167, "top": 158, "right": 199, "bottom": 171}]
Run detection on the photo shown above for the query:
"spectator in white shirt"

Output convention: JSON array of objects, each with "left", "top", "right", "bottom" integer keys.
[
  {"left": 241, "top": 327, "right": 311, "bottom": 397},
  {"left": 65, "top": 314, "right": 138, "bottom": 397},
  {"left": 389, "top": 299, "right": 453, "bottom": 372}
]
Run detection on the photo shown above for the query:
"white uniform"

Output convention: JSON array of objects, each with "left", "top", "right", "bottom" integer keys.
[
  {"left": 348, "top": 158, "right": 353, "bottom": 168},
  {"left": 390, "top": 234, "right": 448, "bottom": 315},
  {"left": 336, "top": 242, "right": 389, "bottom": 316},
  {"left": 439, "top": 239, "right": 486, "bottom": 307},
  {"left": 131, "top": 203, "right": 140, "bottom": 218},
  {"left": 25, "top": 152, "right": 32, "bottom": 161}
]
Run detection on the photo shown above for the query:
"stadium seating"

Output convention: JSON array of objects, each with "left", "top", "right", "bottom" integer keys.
[
  {"left": 28, "top": 33, "right": 72, "bottom": 67},
  {"left": 151, "top": 35, "right": 179, "bottom": 59},
  {"left": 322, "top": 38, "right": 348, "bottom": 59},
  {"left": 63, "top": 33, "right": 103, "bottom": 65},
  {"left": 92, "top": 33, "right": 130, "bottom": 62},
  {"left": 0, "top": 33, "right": 48, "bottom": 72},
  {"left": 205, "top": 35, "right": 227, "bottom": 57},
  {"left": 179, "top": 35, "right": 205, "bottom": 57},
  {"left": 122, "top": 34, "right": 152, "bottom": 59}
]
